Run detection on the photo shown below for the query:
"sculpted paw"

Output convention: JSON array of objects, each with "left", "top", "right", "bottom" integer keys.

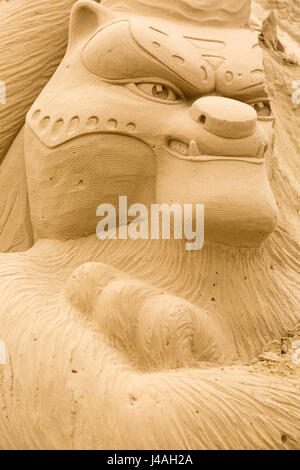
[
  {"left": 64, "top": 261, "right": 129, "bottom": 314},
  {"left": 65, "top": 262, "right": 227, "bottom": 370}
]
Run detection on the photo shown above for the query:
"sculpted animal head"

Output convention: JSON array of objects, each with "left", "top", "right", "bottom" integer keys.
[{"left": 25, "top": 0, "right": 278, "bottom": 247}]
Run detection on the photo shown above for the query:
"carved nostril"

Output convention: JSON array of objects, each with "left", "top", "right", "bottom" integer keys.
[
  {"left": 191, "top": 96, "right": 257, "bottom": 139},
  {"left": 199, "top": 115, "right": 206, "bottom": 125}
]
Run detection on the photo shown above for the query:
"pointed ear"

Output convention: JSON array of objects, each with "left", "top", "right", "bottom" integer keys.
[{"left": 68, "top": 0, "right": 114, "bottom": 50}]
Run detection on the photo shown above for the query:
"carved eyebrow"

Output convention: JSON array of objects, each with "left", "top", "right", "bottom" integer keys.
[{"left": 149, "top": 26, "right": 169, "bottom": 37}]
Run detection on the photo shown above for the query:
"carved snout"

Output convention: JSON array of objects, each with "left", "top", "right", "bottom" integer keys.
[{"left": 190, "top": 96, "right": 257, "bottom": 139}]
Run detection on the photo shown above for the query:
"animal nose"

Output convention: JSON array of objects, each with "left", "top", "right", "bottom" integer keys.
[{"left": 190, "top": 96, "right": 257, "bottom": 139}]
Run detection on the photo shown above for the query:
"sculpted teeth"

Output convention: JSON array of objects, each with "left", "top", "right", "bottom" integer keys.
[
  {"left": 168, "top": 139, "right": 189, "bottom": 156},
  {"left": 189, "top": 140, "right": 200, "bottom": 156}
]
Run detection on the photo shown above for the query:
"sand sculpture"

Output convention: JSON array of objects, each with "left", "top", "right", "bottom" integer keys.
[{"left": 0, "top": 0, "right": 299, "bottom": 450}]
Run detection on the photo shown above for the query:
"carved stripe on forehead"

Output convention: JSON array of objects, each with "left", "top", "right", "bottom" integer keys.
[{"left": 82, "top": 19, "right": 215, "bottom": 94}]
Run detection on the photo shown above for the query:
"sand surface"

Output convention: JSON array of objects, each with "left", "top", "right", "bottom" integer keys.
[{"left": 0, "top": 0, "right": 299, "bottom": 450}]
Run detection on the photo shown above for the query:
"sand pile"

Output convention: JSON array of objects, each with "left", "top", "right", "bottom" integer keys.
[{"left": 0, "top": 0, "right": 299, "bottom": 450}]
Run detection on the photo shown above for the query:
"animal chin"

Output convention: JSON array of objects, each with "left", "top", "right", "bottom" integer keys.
[{"left": 166, "top": 139, "right": 266, "bottom": 164}]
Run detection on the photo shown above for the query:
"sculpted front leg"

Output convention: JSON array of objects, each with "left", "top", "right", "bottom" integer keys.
[
  {"left": 65, "top": 262, "right": 230, "bottom": 370},
  {"left": 0, "top": 248, "right": 299, "bottom": 450}
]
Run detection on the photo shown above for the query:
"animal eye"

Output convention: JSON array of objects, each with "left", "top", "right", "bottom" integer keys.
[
  {"left": 130, "top": 82, "right": 182, "bottom": 103},
  {"left": 251, "top": 100, "right": 273, "bottom": 118}
]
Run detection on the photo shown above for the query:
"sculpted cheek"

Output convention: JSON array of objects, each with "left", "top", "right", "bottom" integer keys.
[{"left": 24, "top": 129, "right": 156, "bottom": 240}]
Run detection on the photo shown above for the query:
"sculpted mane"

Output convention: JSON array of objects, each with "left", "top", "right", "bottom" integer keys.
[{"left": 102, "top": 0, "right": 251, "bottom": 26}]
